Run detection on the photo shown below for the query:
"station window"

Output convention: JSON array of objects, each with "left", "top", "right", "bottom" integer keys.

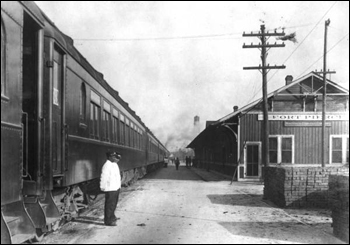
[
  {"left": 330, "top": 135, "right": 349, "bottom": 164},
  {"left": 269, "top": 135, "right": 294, "bottom": 164},
  {"left": 1, "top": 20, "right": 5, "bottom": 97},
  {"left": 304, "top": 96, "right": 316, "bottom": 112},
  {"left": 90, "top": 102, "right": 100, "bottom": 139}
]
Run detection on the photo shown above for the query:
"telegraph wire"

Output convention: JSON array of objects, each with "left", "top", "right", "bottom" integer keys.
[
  {"left": 245, "top": 1, "right": 339, "bottom": 104},
  {"left": 266, "top": 1, "right": 338, "bottom": 84},
  {"left": 244, "top": 32, "right": 348, "bottom": 106},
  {"left": 295, "top": 32, "right": 349, "bottom": 80},
  {"left": 74, "top": 33, "right": 241, "bottom": 41},
  {"left": 73, "top": 22, "right": 321, "bottom": 42}
]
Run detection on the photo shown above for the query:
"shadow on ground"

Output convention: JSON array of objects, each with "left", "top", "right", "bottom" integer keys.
[
  {"left": 219, "top": 221, "right": 343, "bottom": 244},
  {"left": 207, "top": 194, "right": 268, "bottom": 208},
  {"left": 143, "top": 165, "right": 203, "bottom": 181}
]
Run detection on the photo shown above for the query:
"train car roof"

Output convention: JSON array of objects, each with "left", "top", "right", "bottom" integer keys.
[
  {"left": 23, "top": 1, "right": 168, "bottom": 152},
  {"left": 24, "top": 1, "right": 148, "bottom": 131},
  {"left": 21, "top": 1, "right": 46, "bottom": 26}
]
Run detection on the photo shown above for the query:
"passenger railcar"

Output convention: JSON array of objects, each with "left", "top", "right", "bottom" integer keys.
[{"left": 1, "top": 2, "right": 168, "bottom": 243}]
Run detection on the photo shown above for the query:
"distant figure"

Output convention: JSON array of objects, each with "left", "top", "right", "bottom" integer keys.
[
  {"left": 185, "top": 156, "right": 188, "bottom": 168},
  {"left": 192, "top": 157, "right": 196, "bottom": 168},
  {"left": 175, "top": 157, "right": 180, "bottom": 170},
  {"left": 188, "top": 156, "right": 192, "bottom": 168},
  {"left": 100, "top": 151, "right": 122, "bottom": 226}
]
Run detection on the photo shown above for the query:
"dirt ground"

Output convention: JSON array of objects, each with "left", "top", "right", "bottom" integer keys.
[{"left": 29, "top": 164, "right": 345, "bottom": 244}]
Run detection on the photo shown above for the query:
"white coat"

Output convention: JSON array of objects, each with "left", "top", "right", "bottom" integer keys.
[{"left": 100, "top": 160, "right": 121, "bottom": 192}]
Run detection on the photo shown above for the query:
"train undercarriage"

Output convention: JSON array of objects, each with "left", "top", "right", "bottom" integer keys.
[
  {"left": 1, "top": 164, "right": 156, "bottom": 244},
  {"left": 1, "top": 182, "right": 95, "bottom": 244}
]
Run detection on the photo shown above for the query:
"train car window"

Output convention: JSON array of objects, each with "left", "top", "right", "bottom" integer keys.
[
  {"left": 113, "top": 115, "right": 119, "bottom": 144},
  {"left": 90, "top": 102, "right": 100, "bottom": 139},
  {"left": 79, "top": 83, "right": 86, "bottom": 120},
  {"left": 139, "top": 130, "right": 142, "bottom": 150},
  {"left": 120, "top": 120, "right": 125, "bottom": 145},
  {"left": 1, "top": 19, "right": 5, "bottom": 96},
  {"left": 129, "top": 122, "right": 133, "bottom": 147},
  {"left": 140, "top": 131, "right": 143, "bottom": 150},
  {"left": 102, "top": 101, "right": 111, "bottom": 142},
  {"left": 125, "top": 123, "right": 130, "bottom": 147},
  {"left": 120, "top": 114, "right": 125, "bottom": 145},
  {"left": 102, "top": 110, "right": 111, "bottom": 142},
  {"left": 125, "top": 117, "right": 130, "bottom": 147},
  {"left": 135, "top": 126, "right": 138, "bottom": 149},
  {"left": 53, "top": 49, "right": 63, "bottom": 106},
  {"left": 133, "top": 125, "right": 136, "bottom": 148}
]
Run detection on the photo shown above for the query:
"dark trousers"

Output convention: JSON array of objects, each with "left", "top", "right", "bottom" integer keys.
[{"left": 104, "top": 189, "right": 120, "bottom": 224}]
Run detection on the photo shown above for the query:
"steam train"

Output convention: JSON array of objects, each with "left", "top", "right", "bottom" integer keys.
[{"left": 1, "top": 2, "right": 168, "bottom": 243}]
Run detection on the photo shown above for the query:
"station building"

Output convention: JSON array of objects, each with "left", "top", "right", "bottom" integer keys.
[{"left": 188, "top": 72, "right": 349, "bottom": 181}]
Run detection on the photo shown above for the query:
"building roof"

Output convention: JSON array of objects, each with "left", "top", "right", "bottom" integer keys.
[
  {"left": 187, "top": 72, "right": 349, "bottom": 148},
  {"left": 215, "top": 72, "right": 348, "bottom": 124}
]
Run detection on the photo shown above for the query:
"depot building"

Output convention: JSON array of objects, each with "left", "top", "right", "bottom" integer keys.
[{"left": 187, "top": 72, "right": 349, "bottom": 181}]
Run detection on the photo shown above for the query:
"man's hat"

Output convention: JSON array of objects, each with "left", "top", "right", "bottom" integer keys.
[{"left": 106, "top": 151, "right": 122, "bottom": 159}]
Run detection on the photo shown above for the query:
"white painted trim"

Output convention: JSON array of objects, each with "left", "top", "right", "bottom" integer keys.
[
  {"left": 329, "top": 135, "right": 349, "bottom": 164},
  {"left": 269, "top": 135, "right": 295, "bottom": 164},
  {"left": 243, "top": 141, "right": 262, "bottom": 179}
]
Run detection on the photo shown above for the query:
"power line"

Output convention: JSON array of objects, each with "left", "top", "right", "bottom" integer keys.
[
  {"left": 295, "top": 32, "right": 349, "bottom": 79},
  {"left": 245, "top": 1, "right": 339, "bottom": 104},
  {"left": 245, "top": 32, "right": 348, "bottom": 105},
  {"left": 266, "top": 1, "right": 338, "bottom": 84},
  {"left": 74, "top": 32, "right": 241, "bottom": 41},
  {"left": 73, "top": 23, "right": 322, "bottom": 42}
]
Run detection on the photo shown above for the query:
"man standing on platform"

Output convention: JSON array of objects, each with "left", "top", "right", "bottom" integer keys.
[{"left": 100, "top": 151, "right": 122, "bottom": 226}]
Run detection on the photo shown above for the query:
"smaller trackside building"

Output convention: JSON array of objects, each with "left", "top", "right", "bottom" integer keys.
[{"left": 187, "top": 72, "right": 349, "bottom": 181}]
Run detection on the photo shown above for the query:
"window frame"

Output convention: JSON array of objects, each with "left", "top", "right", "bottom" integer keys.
[
  {"left": 1, "top": 18, "right": 7, "bottom": 99},
  {"left": 89, "top": 101, "right": 100, "bottom": 139},
  {"left": 102, "top": 109, "right": 111, "bottom": 142},
  {"left": 79, "top": 82, "right": 87, "bottom": 121},
  {"left": 119, "top": 113, "right": 125, "bottom": 145},
  {"left": 112, "top": 108, "right": 119, "bottom": 144},
  {"left": 329, "top": 135, "right": 349, "bottom": 164},
  {"left": 269, "top": 135, "right": 295, "bottom": 164}
]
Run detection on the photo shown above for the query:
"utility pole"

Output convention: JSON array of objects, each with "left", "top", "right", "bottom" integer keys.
[
  {"left": 243, "top": 25, "right": 286, "bottom": 169},
  {"left": 315, "top": 19, "right": 336, "bottom": 167}
]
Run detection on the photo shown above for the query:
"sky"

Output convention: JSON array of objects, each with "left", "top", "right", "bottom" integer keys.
[{"left": 34, "top": 1, "right": 349, "bottom": 152}]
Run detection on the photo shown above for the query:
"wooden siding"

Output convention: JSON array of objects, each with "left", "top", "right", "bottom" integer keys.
[
  {"left": 240, "top": 113, "right": 349, "bottom": 164},
  {"left": 240, "top": 113, "right": 262, "bottom": 143}
]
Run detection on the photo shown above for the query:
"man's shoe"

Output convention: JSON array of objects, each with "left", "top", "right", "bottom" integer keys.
[{"left": 105, "top": 221, "right": 117, "bottom": 226}]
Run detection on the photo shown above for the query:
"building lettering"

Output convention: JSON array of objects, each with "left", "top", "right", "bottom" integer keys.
[{"left": 258, "top": 114, "right": 348, "bottom": 121}]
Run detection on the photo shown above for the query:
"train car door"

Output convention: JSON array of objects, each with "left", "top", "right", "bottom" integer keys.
[
  {"left": 52, "top": 47, "right": 65, "bottom": 176},
  {"left": 244, "top": 142, "right": 261, "bottom": 179},
  {"left": 22, "top": 11, "right": 44, "bottom": 188}
]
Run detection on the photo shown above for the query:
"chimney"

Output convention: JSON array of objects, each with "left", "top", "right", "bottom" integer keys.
[
  {"left": 285, "top": 75, "right": 293, "bottom": 85},
  {"left": 233, "top": 106, "right": 239, "bottom": 112},
  {"left": 194, "top": 116, "right": 200, "bottom": 126}
]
